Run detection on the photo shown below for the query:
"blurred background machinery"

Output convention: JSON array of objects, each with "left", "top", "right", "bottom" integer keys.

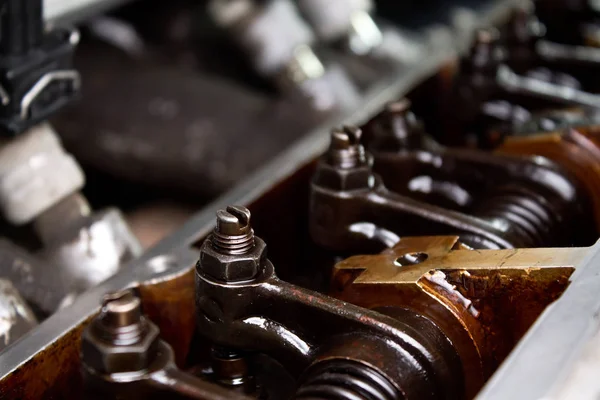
[{"left": 1, "top": 0, "right": 600, "bottom": 399}]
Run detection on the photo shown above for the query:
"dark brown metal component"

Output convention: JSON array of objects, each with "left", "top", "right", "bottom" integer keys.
[
  {"left": 441, "top": 8, "right": 600, "bottom": 147},
  {"left": 196, "top": 206, "right": 465, "bottom": 399},
  {"left": 497, "top": 123, "right": 600, "bottom": 230},
  {"left": 198, "top": 205, "right": 263, "bottom": 282},
  {"left": 448, "top": 28, "right": 507, "bottom": 136},
  {"left": 210, "top": 346, "right": 256, "bottom": 392},
  {"left": 331, "top": 235, "right": 585, "bottom": 398},
  {"left": 213, "top": 206, "right": 255, "bottom": 255},
  {"left": 295, "top": 356, "right": 400, "bottom": 400},
  {"left": 6, "top": 6, "right": 600, "bottom": 398},
  {"left": 366, "top": 99, "right": 427, "bottom": 152},
  {"left": 317, "top": 125, "right": 373, "bottom": 192},
  {"left": 0, "top": 263, "right": 196, "bottom": 400},
  {"left": 81, "top": 288, "right": 252, "bottom": 400},
  {"left": 310, "top": 113, "right": 591, "bottom": 252},
  {"left": 81, "top": 290, "right": 160, "bottom": 374}
]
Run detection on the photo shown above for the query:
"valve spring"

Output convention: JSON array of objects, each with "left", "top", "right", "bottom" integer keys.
[
  {"left": 211, "top": 229, "right": 255, "bottom": 255},
  {"left": 473, "top": 184, "right": 562, "bottom": 248},
  {"left": 294, "top": 360, "right": 400, "bottom": 400}
]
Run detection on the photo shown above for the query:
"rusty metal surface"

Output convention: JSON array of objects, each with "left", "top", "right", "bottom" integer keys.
[
  {"left": 196, "top": 207, "right": 465, "bottom": 399},
  {"left": 0, "top": 49, "right": 452, "bottom": 397},
  {"left": 332, "top": 235, "right": 584, "bottom": 398},
  {"left": 0, "top": 2, "right": 573, "bottom": 397},
  {"left": 0, "top": 247, "right": 197, "bottom": 400},
  {"left": 80, "top": 289, "right": 250, "bottom": 400},
  {"left": 476, "top": 239, "right": 600, "bottom": 400},
  {"left": 498, "top": 126, "right": 600, "bottom": 229}
]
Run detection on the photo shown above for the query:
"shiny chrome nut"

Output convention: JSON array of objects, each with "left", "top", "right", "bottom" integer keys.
[{"left": 198, "top": 236, "right": 267, "bottom": 282}]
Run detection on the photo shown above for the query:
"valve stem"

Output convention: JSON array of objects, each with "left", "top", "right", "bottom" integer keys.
[
  {"left": 328, "top": 126, "right": 367, "bottom": 169},
  {"left": 211, "top": 206, "right": 255, "bottom": 255}
]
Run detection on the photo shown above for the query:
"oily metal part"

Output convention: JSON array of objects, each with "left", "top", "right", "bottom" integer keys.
[
  {"left": 81, "top": 289, "right": 251, "bottom": 400},
  {"left": 0, "top": 1, "right": 538, "bottom": 393},
  {"left": 0, "top": 43, "right": 453, "bottom": 395},
  {"left": 0, "top": 246, "right": 198, "bottom": 400},
  {"left": 476, "top": 239, "right": 600, "bottom": 400},
  {"left": 332, "top": 235, "right": 586, "bottom": 398},
  {"left": 310, "top": 119, "right": 589, "bottom": 251},
  {"left": 498, "top": 126, "right": 600, "bottom": 229},
  {"left": 196, "top": 207, "right": 464, "bottom": 399}
]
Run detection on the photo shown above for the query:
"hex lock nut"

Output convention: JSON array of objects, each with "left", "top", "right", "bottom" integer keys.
[
  {"left": 81, "top": 321, "right": 160, "bottom": 375},
  {"left": 198, "top": 236, "right": 267, "bottom": 282},
  {"left": 313, "top": 160, "right": 373, "bottom": 191}
]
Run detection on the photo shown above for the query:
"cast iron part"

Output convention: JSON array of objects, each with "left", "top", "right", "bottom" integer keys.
[
  {"left": 0, "top": 0, "right": 80, "bottom": 135},
  {"left": 196, "top": 206, "right": 464, "bottom": 399},
  {"left": 310, "top": 106, "right": 590, "bottom": 252},
  {"left": 81, "top": 289, "right": 250, "bottom": 400}
]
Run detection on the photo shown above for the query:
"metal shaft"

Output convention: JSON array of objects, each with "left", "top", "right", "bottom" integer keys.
[
  {"left": 212, "top": 205, "right": 255, "bottom": 255},
  {"left": 328, "top": 126, "right": 367, "bottom": 169}
]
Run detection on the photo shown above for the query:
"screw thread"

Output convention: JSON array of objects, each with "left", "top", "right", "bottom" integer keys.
[
  {"left": 328, "top": 126, "right": 367, "bottom": 169},
  {"left": 212, "top": 206, "right": 255, "bottom": 255},
  {"left": 211, "top": 229, "right": 255, "bottom": 255}
]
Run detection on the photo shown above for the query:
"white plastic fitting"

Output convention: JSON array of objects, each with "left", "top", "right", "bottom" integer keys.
[
  {"left": 0, "top": 123, "right": 85, "bottom": 225},
  {"left": 209, "top": 0, "right": 316, "bottom": 77}
]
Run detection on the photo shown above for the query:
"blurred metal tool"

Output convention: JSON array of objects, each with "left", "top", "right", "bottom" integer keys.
[
  {"left": 496, "top": 64, "right": 600, "bottom": 109},
  {"left": 208, "top": 0, "right": 360, "bottom": 110},
  {"left": 296, "top": 0, "right": 383, "bottom": 56}
]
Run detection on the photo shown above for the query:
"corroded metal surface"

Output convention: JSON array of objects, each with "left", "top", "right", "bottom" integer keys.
[
  {"left": 0, "top": 255, "right": 196, "bottom": 400},
  {"left": 196, "top": 209, "right": 465, "bottom": 399},
  {"left": 332, "top": 235, "right": 585, "bottom": 398},
  {"left": 498, "top": 126, "right": 600, "bottom": 229}
]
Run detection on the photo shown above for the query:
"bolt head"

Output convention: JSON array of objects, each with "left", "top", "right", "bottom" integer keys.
[
  {"left": 198, "top": 236, "right": 267, "bottom": 282},
  {"left": 81, "top": 320, "right": 160, "bottom": 374}
]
